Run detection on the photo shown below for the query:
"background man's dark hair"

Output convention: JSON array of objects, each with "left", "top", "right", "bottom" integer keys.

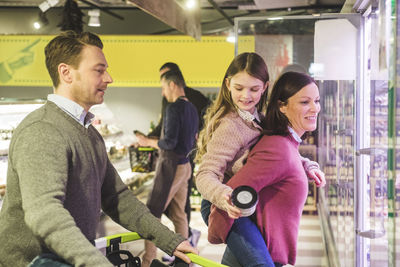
[
  {"left": 160, "top": 70, "right": 185, "bottom": 89},
  {"left": 159, "top": 62, "right": 180, "bottom": 73},
  {"left": 159, "top": 62, "right": 187, "bottom": 87}
]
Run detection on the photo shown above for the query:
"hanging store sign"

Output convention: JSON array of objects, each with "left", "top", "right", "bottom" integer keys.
[{"left": 0, "top": 35, "right": 254, "bottom": 88}]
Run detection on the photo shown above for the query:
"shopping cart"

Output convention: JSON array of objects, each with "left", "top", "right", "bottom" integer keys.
[{"left": 94, "top": 232, "right": 227, "bottom": 267}]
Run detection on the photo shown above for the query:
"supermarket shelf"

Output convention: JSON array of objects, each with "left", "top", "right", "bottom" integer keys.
[
  {"left": 0, "top": 140, "right": 10, "bottom": 156},
  {"left": 303, "top": 205, "right": 317, "bottom": 212}
]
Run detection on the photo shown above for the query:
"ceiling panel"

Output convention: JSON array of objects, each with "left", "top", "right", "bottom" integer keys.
[{"left": 0, "top": 0, "right": 347, "bottom": 35}]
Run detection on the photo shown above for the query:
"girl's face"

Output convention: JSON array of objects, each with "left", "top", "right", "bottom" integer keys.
[
  {"left": 280, "top": 82, "right": 320, "bottom": 137},
  {"left": 226, "top": 71, "right": 267, "bottom": 113}
]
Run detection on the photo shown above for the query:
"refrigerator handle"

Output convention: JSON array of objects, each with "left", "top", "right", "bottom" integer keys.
[
  {"left": 333, "top": 128, "right": 353, "bottom": 135},
  {"left": 356, "top": 229, "right": 385, "bottom": 239},
  {"left": 355, "top": 147, "right": 386, "bottom": 156},
  {"left": 355, "top": 146, "right": 387, "bottom": 240}
]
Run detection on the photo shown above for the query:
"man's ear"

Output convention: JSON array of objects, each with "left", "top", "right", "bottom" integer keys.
[{"left": 58, "top": 63, "right": 72, "bottom": 84}]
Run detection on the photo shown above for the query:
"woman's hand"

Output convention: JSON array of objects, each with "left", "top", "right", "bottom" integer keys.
[
  {"left": 308, "top": 168, "right": 326, "bottom": 187},
  {"left": 223, "top": 194, "right": 242, "bottom": 219},
  {"left": 173, "top": 240, "right": 198, "bottom": 264}
]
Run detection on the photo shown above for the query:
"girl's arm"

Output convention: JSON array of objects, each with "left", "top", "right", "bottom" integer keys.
[
  {"left": 195, "top": 117, "right": 246, "bottom": 211},
  {"left": 301, "top": 156, "right": 326, "bottom": 187}
]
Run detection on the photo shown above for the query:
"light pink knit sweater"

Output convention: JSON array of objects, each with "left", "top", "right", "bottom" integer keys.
[{"left": 195, "top": 111, "right": 261, "bottom": 209}]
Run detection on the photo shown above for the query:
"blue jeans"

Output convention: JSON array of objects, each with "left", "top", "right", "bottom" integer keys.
[
  {"left": 28, "top": 254, "right": 72, "bottom": 267},
  {"left": 201, "top": 199, "right": 275, "bottom": 267}
]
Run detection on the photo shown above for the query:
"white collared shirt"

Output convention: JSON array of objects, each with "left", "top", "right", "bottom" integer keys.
[
  {"left": 47, "top": 94, "right": 95, "bottom": 128},
  {"left": 237, "top": 108, "right": 261, "bottom": 125},
  {"left": 288, "top": 127, "right": 302, "bottom": 143}
]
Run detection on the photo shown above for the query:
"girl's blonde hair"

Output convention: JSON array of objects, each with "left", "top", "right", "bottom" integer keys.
[{"left": 195, "top": 52, "right": 269, "bottom": 162}]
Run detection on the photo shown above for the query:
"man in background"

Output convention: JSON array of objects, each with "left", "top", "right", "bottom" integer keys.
[
  {"left": 148, "top": 63, "right": 210, "bottom": 250},
  {"left": 136, "top": 70, "right": 198, "bottom": 267}
]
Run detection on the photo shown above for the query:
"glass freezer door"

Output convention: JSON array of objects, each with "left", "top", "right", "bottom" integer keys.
[
  {"left": 355, "top": 0, "right": 396, "bottom": 266},
  {"left": 319, "top": 79, "right": 356, "bottom": 267}
]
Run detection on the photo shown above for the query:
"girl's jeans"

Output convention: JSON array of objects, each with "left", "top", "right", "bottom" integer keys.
[{"left": 201, "top": 199, "right": 276, "bottom": 267}]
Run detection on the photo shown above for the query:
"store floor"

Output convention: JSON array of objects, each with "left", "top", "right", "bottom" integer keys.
[{"left": 100, "top": 210, "right": 327, "bottom": 267}]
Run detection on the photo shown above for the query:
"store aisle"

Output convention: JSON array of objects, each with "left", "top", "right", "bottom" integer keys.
[
  {"left": 101, "top": 211, "right": 327, "bottom": 266},
  {"left": 295, "top": 215, "right": 327, "bottom": 267}
]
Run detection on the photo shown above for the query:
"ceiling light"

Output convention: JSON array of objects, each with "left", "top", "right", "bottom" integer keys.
[
  {"left": 226, "top": 31, "right": 236, "bottom": 43},
  {"left": 33, "top": 22, "right": 41, "bottom": 29},
  {"left": 88, "top": 9, "right": 101, "bottom": 27},
  {"left": 33, "top": 11, "right": 49, "bottom": 30},
  {"left": 39, "top": 0, "right": 59, "bottom": 13},
  {"left": 185, "top": 0, "right": 197, "bottom": 10}
]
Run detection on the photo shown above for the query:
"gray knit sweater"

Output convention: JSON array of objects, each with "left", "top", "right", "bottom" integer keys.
[{"left": 0, "top": 101, "right": 184, "bottom": 267}]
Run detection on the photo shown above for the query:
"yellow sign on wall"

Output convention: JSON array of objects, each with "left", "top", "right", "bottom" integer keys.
[{"left": 0, "top": 35, "right": 254, "bottom": 88}]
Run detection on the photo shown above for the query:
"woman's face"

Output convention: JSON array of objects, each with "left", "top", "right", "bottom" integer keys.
[
  {"left": 226, "top": 71, "right": 267, "bottom": 113},
  {"left": 280, "top": 82, "right": 320, "bottom": 137}
]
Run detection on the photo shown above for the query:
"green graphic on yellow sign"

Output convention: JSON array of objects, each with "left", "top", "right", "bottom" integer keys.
[{"left": 0, "top": 35, "right": 254, "bottom": 87}]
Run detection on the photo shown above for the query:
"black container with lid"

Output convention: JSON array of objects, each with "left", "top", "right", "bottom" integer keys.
[{"left": 231, "top": 185, "right": 258, "bottom": 217}]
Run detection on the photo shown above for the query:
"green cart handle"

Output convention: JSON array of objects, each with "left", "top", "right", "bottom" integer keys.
[
  {"left": 185, "top": 253, "right": 228, "bottom": 267},
  {"left": 95, "top": 232, "right": 142, "bottom": 249},
  {"left": 94, "top": 232, "right": 228, "bottom": 267}
]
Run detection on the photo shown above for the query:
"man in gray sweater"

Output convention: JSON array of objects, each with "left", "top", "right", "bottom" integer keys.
[{"left": 0, "top": 31, "right": 196, "bottom": 267}]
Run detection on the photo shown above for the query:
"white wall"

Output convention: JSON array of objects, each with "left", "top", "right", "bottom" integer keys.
[{"left": 104, "top": 87, "right": 163, "bottom": 135}]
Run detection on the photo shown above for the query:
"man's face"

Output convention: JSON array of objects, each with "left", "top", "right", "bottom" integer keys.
[{"left": 68, "top": 45, "right": 113, "bottom": 111}]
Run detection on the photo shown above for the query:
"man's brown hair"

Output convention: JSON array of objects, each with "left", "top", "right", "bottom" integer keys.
[{"left": 45, "top": 31, "right": 103, "bottom": 88}]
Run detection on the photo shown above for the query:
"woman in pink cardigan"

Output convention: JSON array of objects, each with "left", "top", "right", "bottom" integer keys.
[
  {"left": 207, "top": 71, "right": 321, "bottom": 266},
  {"left": 195, "top": 53, "right": 325, "bottom": 267}
]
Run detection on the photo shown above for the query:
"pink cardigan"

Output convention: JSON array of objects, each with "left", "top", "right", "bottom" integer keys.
[{"left": 207, "top": 134, "right": 308, "bottom": 266}]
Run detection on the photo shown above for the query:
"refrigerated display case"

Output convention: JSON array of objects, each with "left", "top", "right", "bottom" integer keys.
[
  {"left": 233, "top": 12, "right": 361, "bottom": 266},
  {"left": 318, "top": 80, "right": 356, "bottom": 267},
  {"left": 395, "top": 2, "right": 400, "bottom": 266},
  {"left": 353, "top": 0, "right": 397, "bottom": 266}
]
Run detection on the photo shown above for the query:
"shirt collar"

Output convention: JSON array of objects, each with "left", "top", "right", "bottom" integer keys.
[
  {"left": 47, "top": 94, "right": 95, "bottom": 128},
  {"left": 237, "top": 108, "right": 261, "bottom": 124},
  {"left": 288, "top": 127, "right": 302, "bottom": 143}
]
